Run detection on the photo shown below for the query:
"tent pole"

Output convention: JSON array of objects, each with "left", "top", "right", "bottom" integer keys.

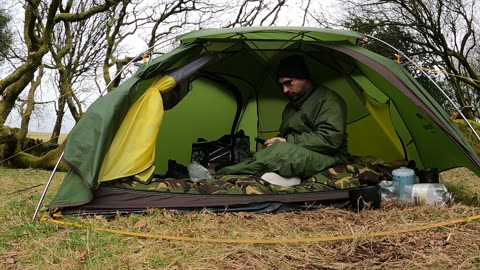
[
  {"left": 32, "top": 151, "right": 64, "bottom": 222},
  {"left": 366, "top": 34, "right": 480, "bottom": 143}
]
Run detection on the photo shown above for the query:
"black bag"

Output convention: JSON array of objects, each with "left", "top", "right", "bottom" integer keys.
[
  {"left": 165, "top": 159, "right": 189, "bottom": 179},
  {"left": 191, "top": 130, "right": 252, "bottom": 169}
]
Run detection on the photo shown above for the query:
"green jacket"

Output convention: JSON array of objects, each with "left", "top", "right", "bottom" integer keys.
[
  {"left": 279, "top": 85, "right": 349, "bottom": 161},
  {"left": 217, "top": 85, "right": 349, "bottom": 178}
]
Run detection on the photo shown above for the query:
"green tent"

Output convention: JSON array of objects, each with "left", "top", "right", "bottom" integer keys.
[{"left": 48, "top": 27, "right": 480, "bottom": 214}]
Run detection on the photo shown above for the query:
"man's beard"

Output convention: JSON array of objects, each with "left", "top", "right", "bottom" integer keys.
[
  {"left": 286, "top": 92, "right": 300, "bottom": 102},
  {"left": 286, "top": 84, "right": 312, "bottom": 102}
]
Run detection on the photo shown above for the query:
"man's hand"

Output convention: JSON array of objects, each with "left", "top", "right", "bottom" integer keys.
[{"left": 265, "top": 137, "right": 286, "bottom": 146}]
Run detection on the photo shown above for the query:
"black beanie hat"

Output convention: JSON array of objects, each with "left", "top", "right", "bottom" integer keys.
[{"left": 276, "top": 55, "right": 310, "bottom": 79}]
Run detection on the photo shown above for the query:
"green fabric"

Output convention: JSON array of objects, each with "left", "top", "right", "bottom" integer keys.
[
  {"left": 343, "top": 43, "right": 477, "bottom": 170},
  {"left": 50, "top": 170, "right": 93, "bottom": 208},
  {"left": 136, "top": 43, "right": 202, "bottom": 80},
  {"left": 52, "top": 44, "right": 202, "bottom": 208},
  {"left": 218, "top": 86, "right": 348, "bottom": 178},
  {"left": 217, "top": 141, "right": 338, "bottom": 178},
  {"left": 177, "top": 26, "right": 364, "bottom": 45},
  {"left": 281, "top": 85, "right": 348, "bottom": 159},
  {"left": 154, "top": 79, "right": 240, "bottom": 172}
]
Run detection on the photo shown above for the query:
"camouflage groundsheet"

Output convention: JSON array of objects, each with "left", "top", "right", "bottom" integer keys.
[{"left": 102, "top": 163, "right": 388, "bottom": 195}]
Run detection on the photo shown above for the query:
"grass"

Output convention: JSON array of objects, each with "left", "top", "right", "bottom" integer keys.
[
  {"left": 5, "top": 130, "right": 480, "bottom": 268},
  {"left": 1, "top": 167, "right": 480, "bottom": 269}
]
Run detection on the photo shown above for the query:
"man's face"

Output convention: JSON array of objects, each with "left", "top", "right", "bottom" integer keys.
[{"left": 278, "top": 77, "right": 310, "bottom": 101}]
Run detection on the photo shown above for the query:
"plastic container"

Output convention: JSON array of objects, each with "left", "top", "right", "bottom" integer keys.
[
  {"left": 392, "top": 167, "right": 415, "bottom": 197},
  {"left": 381, "top": 177, "right": 453, "bottom": 207},
  {"left": 187, "top": 161, "right": 212, "bottom": 180},
  {"left": 397, "top": 184, "right": 414, "bottom": 203},
  {"left": 411, "top": 183, "right": 453, "bottom": 206},
  {"left": 379, "top": 180, "right": 396, "bottom": 201}
]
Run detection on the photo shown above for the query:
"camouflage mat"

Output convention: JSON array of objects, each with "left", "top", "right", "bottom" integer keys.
[{"left": 102, "top": 162, "right": 389, "bottom": 195}]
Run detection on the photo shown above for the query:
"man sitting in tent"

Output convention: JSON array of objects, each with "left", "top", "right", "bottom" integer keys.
[{"left": 217, "top": 54, "right": 349, "bottom": 186}]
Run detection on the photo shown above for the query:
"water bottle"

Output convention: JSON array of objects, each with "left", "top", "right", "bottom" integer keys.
[
  {"left": 411, "top": 183, "right": 453, "bottom": 207},
  {"left": 379, "top": 180, "right": 396, "bottom": 201},
  {"left": 392, "top": 167, "right": 415, "bottom": 198},
  {"left": 381, "top": 180, "right": 453, "bottom": 207}
]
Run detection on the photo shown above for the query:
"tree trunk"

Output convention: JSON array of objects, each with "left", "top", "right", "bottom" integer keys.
[
  {"left": 65, "top": 87, "right": 82, "bottom": 122},
  {"left": 11, "top": 141, "right": 68, "bottom": 171},
  {"left": 17, "top": 66, "right": 44, "bottom": 150},
  {"left": 451, "top": 78, "right": 475, "bottom": 120},
  {"left": 1, "top": 124, "right": 68, "bottom": 171},
  {"left": 0, "top": 0, "right": 55, "bottom": 123},
  {"left": 50, "top": 96, "right": 66, "bottom": 145},
  {"left": 0, "top": 126, "right": 19, "bottom": 167},
  {"left": 0, "top": 72, "right": 35, "bottom": 125}
]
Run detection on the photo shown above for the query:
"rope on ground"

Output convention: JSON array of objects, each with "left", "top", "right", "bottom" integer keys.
[
  {"left": 6, "top": 183, "right": 43, "bottom": 195},
  {"left": 41, "top": 212, "right": 480, "bottom": 244}
]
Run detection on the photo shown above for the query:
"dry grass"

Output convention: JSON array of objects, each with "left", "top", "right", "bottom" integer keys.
[
  {"left": 442, "top": 167, "right": 480, "bottom": 206},
  {"left": 1, "top": 118, "right": 477, "bottom": 269},
  {"left": 74, "top": 203, "right": 480, "bottom": 269},
  {"left": 1, "top": 167, "right": 480, "bottom": 269}
]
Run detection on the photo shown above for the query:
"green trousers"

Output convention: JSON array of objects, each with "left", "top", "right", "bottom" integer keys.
[{"left": 217, "top": 141, "right": 340, "bottom": 179}]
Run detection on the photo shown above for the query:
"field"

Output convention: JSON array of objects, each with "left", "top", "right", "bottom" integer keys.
[
  {"left": 27, "top": 132, "right": 68, "bottom": 144},
  {"left": 1, "top": 167, "right": 480, "bottom": 269}
]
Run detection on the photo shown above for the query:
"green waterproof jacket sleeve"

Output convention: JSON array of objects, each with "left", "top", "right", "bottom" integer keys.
[{"left": 279, "top": 86, "right": 348, "bottom": 156}]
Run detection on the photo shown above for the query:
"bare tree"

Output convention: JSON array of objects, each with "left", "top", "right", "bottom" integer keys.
[
  {"left": 0, "top": 0, "right": 122, "bottom": 124},
  {"left": 223, "top": 0, "right": 287, "bottom": 27},
  {"left": 102, "top": 0, "right": 144, "bottom": 91},
  {"left": 0, "top": 0, "right": 122, "bottom": 168},
  {"left": 337, "top": 0, "right": 480, "bottom": 119},
  {"left": 16, "top": 65, "right": 44, "bottom": 150},
  {"left": 0, "top": 8, "right": 13, "bottom": 62},
  {"left": 48, "top": 0, "right": 110, "bottom": 134}
]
